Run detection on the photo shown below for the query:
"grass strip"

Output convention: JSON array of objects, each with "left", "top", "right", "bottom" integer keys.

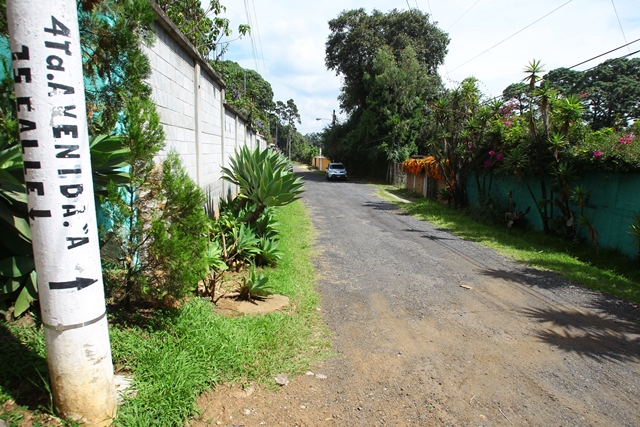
[
  {"left": 111, "top": 200, "right": 330, "bottom": 426},
  {"left": 380, "top": 187, "right": 640, "bottom": 304}
]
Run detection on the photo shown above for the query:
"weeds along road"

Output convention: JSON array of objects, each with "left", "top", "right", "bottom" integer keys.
[{"left": 199, "top": 166, "right": 640, "bottom": 427}]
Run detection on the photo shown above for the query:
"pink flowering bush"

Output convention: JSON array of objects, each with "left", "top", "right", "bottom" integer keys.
[
  {"left": 619, "top": 134, "right": 635, "bottom": 145},
  {"left": 568, "top": 127, "right": 640, "bottom": 172},
  {"left": 483, "top": 149, "right": 505, "bottom": 169}
]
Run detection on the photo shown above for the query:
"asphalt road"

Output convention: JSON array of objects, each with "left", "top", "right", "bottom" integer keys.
[
  {"left": 198, "top": 166, "right": 640, "bottom": 427},
  {"left": 296, "top": 166, "right": 640, "bottom": 426}
]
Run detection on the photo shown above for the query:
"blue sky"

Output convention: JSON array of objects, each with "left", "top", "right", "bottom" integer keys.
[{"left": 217, "top": 0, "right": 640, "bottom": 135}]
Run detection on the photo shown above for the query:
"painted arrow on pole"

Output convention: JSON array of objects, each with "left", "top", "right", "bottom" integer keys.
[
  {"left": 28, "top": 208, "right": 51, "bottom": 220},
  {"left": 49, "top": 277, "right": 98, "bottom": 290}
]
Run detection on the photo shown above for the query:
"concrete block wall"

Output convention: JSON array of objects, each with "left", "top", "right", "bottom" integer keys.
[{"left": 142, "top": 3, "right": 267, "bottom": 214}]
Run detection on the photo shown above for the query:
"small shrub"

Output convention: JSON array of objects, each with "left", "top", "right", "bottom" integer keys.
[{"left": 239, "top": 265, "right": 272, "bottom": 301}]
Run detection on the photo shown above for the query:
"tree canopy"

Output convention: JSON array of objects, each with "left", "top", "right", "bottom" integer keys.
[
  {"left": 325, "top": 8, "right": 449, "bottom": 116},
  {"left": 216, "top": 60, "right": 274, "bottom": 134},
  {"left": 156, "top": 0, "right": 249, "bottom": 60},
  {"left": 543, "top": 58, "right": 640, "bottom": 129}
]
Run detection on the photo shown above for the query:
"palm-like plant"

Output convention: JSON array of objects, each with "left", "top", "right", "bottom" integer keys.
[
  {"left": 571, "top": 185, "right": 590, "bottom": 214},
  {"left": 522, "top": 59, "right": 545, "bottom": 92},
  {"left": 579, "top": 214, "right": 600, "bottom": 252},
  {"left": 522, "top": 59, "right": 545, "bottom": 137},
  {"left": 548, "top": 133, "right": 566, "bottom": 163},
  {"left": 221, "top": 146, "right": 304, "bottom": 223},
  {"left": 533, "top": 83, "right": 557, "bottom": 136},
  {"left": 553, "top": 94, "right": 583, "bottom": 136}
]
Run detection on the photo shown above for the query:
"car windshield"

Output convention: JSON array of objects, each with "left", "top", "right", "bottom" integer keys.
[{"left": 330, "top": 164, "right": 345, "bottom": 170}]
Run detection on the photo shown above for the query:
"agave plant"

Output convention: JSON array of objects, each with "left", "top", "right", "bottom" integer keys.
[
  {"left": 89, "top": 134, "right": 131, "bottom": 195},
  {"left": 199, "top": 238, "right": 229, "bottom": 299},
  {"left": 0, "top": 62, "right": 35, "bottom": 316},
  {"left": 230, "top": 223, "right": 261, "bottom": 264},
  {"left": 253, "top": 206, "right": 280, "bottom": 240},
  {"left": 239, "top": 264, "right": 272, "bottom": 301},
  {"left": 0, "top": 133, "right": 129, "bottom": 316},
  {"left": 257, "top": 237, "right": 283, "bottom": 266},
  {"left": 221, "top": 146, "right": 304, "bottom": 223}
]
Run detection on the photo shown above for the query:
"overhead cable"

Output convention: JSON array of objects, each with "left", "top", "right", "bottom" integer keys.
[
  {"left": 250, "top": 0, "right": 267, "bottom": 76},
  {"left": 581, "top": 48, "right": 640, "bottom": 72},
  {"left": 447, "top": 0, "right": 480, "bottom": 31},
  {"left": 243, "top": 0, "right": 259, "bottom": 73},
  {"left": 610, "top": 0, "right": 630, "bottom": 54},
  {"left": 568, "top": 37, "right": 640, "bottom": 69},
  {"left": 447, "top": 0, "right": 572, "bottom": 74}
]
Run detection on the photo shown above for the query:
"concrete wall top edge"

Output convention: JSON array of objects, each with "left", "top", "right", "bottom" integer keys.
[{"left": 149, "top": 0, "right": 225, "bottom": 90}]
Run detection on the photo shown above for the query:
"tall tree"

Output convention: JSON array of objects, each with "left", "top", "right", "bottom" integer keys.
[
  {"left": 582, "top": 58, "right": 640, "bottom": 129},
  {"left": 423, "top": 77, "right": 487, "bottom": 208},
  {"left": 502, "top": 82, "right": 529, "bottom": 116},
  {"left": 325, "top": 8, "right": 449, "bottom": 116},
  {"left": 276, "top": 100, "right": 301, "bottom": 157},
  {"left": 359, "top": 45, "right": 439, "bottom": 180},
  {"left": 217, "top": 61, "right": 274, "bottom": 111}
]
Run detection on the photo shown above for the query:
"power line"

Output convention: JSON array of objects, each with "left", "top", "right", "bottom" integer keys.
[
  {"left": 243, "top": 0, "right": 260, "bottom": 73},
  {"left": 425, "top": 0, "right": 434, "bottom": 22},
  {"left": 610, "top": 0, "right": 630, "bottom": 54},
  {"left": 447, "top": 0, "right": 572, "bottom": 74},
  {"left": 447, "top": 0, "right": 480, "bottom": 31},
  {"left": 581, "top": 48, "right": 640, "bottom": 72},
  {"left": 568, "top": 37, "right": 640, "bottom": 69},
  {"left": 621, "top": 48, "right": 640, "bottom": 59},
  {"left": 250, "top": 0, "right": 266, "bottom": 77}
]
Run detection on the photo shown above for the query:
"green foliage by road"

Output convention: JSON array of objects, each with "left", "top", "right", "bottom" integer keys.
[
  {"left": 323, "top": 8, "right": 448, "bottom": 179},
  {"left": 0, "top": 200, "right": 330, "bottom": 427},
  {"left": 155, "top": 0, "right": 250, "bottom": 60},
  {"left": 544, "top": 58, "right": 640, "bottom": 130}
]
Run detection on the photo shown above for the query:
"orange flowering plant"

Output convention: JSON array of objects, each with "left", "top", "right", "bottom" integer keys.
[{"left": 402, "top": 156, "right": 449, "bottom": 181}]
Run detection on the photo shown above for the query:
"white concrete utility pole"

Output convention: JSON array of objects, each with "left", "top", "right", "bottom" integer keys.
[{"left": 6, "top": 1, "right": 117, "bottom": 425}]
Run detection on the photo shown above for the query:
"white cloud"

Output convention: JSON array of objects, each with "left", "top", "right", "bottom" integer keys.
[{"left": 215, "top": 0, "right": 640, "bottom": 131}]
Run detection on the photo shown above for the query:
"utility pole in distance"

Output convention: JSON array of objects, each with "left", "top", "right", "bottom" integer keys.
[{"left": 6, "top": 1, "right": 117, "bottom": 425}]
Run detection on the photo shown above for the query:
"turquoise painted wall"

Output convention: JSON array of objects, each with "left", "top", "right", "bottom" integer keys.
[{"left": 467, "top": 172, "right": 640, "bottom": 260}]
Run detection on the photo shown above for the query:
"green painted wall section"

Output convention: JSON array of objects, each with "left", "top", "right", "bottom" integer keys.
[{"left": 467, "top": 172, "right": 640, "bottom": 260}]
